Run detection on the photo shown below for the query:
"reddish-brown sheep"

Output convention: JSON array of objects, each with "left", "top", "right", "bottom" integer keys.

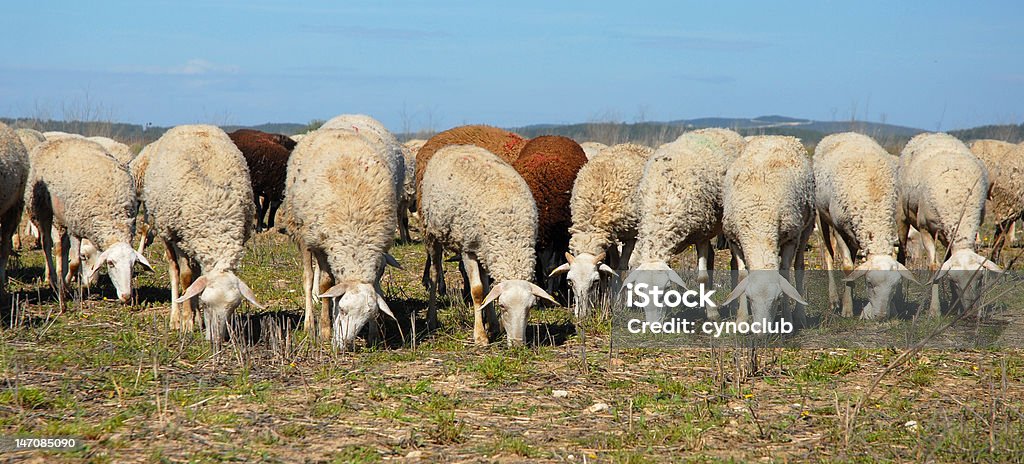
[
  {"left": 228, "top": 129, "right": 294, "bottom": 231},
  {"left": 414, "top": 125, "right": 526, "bottom": 208},
  {"left": 513, "top": 136, "right": 588, "bottom": 294}
]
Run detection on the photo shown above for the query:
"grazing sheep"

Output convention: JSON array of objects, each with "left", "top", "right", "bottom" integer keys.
[
  {"left": 721, "top": 136, "right": 815, "bottom": 326},
  {"left": 554, "top": 143, "right": 653, "bottom": 318},
  {"left": 897, "top": 133, "right": 999, "bottom": 316},
  {"left": 12, "top": 129, "right": 45, "bottom": 249},
  {"left": 814, "top": 132, "right": 916, "bottom": 320},
  {"left": 420, "top": 144, "right": 557, "bottom": 346},
  {"left": 0, "top": 122, "right": 30, "bottom": 294},
  {"left": 284, "top": 128, "right": 399, "bottom": 348},
  {"left": 414, "top": 125, "right": 526, "bottom": 207},
  {"left": 625, "top": 130, "right": 744, "bottom": 321},
  {"left": 399, "top": 139, "right": 426, "bottom": 242},
  {"left": 26, "top": 138, "right": 150, "bottom": 304},
  {"left": 579, "top": 141, "right": 608, "bottom": 160},
  {"left": 969, "top": 139, "right": 1024, "bottom": 261},
  {"left": 129, "top": 141, "right": 157, "bottom": 254},
  {"left": 512, "top": 136, "right": 588, "bottom": 295},
  {"left": 86, "top": 136, "right": 134, "bottom": 166},
  {"left": 227, "top": 129, "right": 294, "bottom": 231},
  {"left": 142, "top": 125, "right": 263, "bottom": 345}
]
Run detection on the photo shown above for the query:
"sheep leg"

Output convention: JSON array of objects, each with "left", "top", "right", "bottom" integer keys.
[
  {"left": 316, "top": 253, "right": 334, "bottom": 342},
  {"left": 178, "top": 248, "right": 201, "bottom": 333},
  {"left": 779, "top": 242, "right": 796, "bottom": 324},
  {"left": 301, "top": 245, "right": 316, "bottom": 334},
  {"left": 38, "top": 217, "right": 59, "bottom": 296},
  {"left": 266, "top": 199, "right": 281, "bottom": 229},
  {"left": 620, "top": 238, "right": 637, "bottom": 271},
  {"left": 54, "top": 228, "right": 71, "bottom": 301},
  {"left": 696, "top": 240, "right": 719, "bottom": 321},
  {"left": 793, "top": 222, "right": 814, "bottom": 328},
  {"left": 462, "top": 252, "right": 489, "bottom": 346},
  {"left": 832, "top": 230, "right": 856, "bottom": 318},
  {"left": 165, "top": 241, "right": 182, "bottom": 331},
  {"left": 919, "top": 228, "right": 942, "bottom": 317},
  {"left": 730, "top": 243, "right": 750, "bottom": 323},
  {"left": 397, "top": 209, "right": 411, "bottom": 243},
  {"left": 67, "top": 236, "right": 82, "bottom": 285},
  {"left": 818, "top": 214, "right": 840, "bottom": 313},
  {"left": 426, "top": 239, "right": 444, "bottom": 331},
  {"left": 0, "top": 206, "right": 19, "bottom": 294}
]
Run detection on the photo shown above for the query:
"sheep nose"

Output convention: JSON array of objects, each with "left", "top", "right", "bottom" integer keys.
[{"left": 118, "top": 291, "right": 132, "bottom": 303}]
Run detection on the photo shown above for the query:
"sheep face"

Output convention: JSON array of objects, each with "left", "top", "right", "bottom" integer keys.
[
  {"left": 176, "top": 270, "right": 263, "bottom": 345},
  {"left": 329, "top": 283, "right": 380, "bottom": 350},
  {"left": 481, "top": 280, "right": 558, "bottom": 346},
  {"left": 557, "top": 252, "right": 615, "bottom": 319},
  {"left": 850, "top": 255, "right": 914, "bottom": 320},
  {"left": 87, "top": 242, "right": 152, "bottom": 302},
  {"left": 745, "top": 273, "right": 786, "bottom": 323},
  {"left": 79, "top": 239, "right": 102, "bottom": 287},
  {"left": 937, "top": 249, "right": 1001, "bottom": 312}
]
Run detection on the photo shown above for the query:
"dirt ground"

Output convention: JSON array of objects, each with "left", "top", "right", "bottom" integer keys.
[{"left": 2, "top": 230, "right": 1023, "bottom": 463}]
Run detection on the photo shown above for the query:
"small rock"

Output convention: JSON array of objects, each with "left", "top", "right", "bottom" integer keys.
[
  {"left": 587, "top": 402, "right": 609, "bottom": 413},
  {"left": 552, "top": 390, "right": 569, "bottom": 398},
  {"left": 904, "top": 420, "right": 918, "bottom": 431},
  {"left": 406, "top": 450, "right": 425, "bottom": 459}
]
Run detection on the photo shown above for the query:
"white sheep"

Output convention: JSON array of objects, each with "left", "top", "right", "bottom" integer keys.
[
  {"left": 41, "top": 131, "right": 82, "bottom": 141},
  {"left": 26, "top": 137, "right": 150, "bottom": 304},
  {"left": 579, "top": 141, "right": 608, "bottom": 160},
  {"left": 420, "top": 144, "right": 557, "bottom": 346},
  {"left": 897, "top": 133, "right": 999, "bottom": 316},
  {"left": 0, "top": 122, "right": 30, "bottom": 293},
  {"left": 968, "top": 139, "right": 1024, "bottom": 261},
  {"left": 86, "top": 136, "right": 134, "bottom": 166},
  {"left": 142, "top": 125, "right": 263, "bottom": 345},
  {"left": 284, "top": 128, "right": 400, "bottom": 348},
  {"left": 320, "top": 114, "right": 404, "bottom": 203},
  {"left": 11, "top": 129, "right": 45, "bottom": 249},
  {"left": 626, "top": 129, "right": 744, "bottom": 322},
  {"left": 721, "top": 136, "right": 815, "bottom": 325},
  {"left": 399, "top": 139, "right": 426, "bottom": 242},
  {"left": 813, "top": 132, "right": 916, "bottom": 320},
  {"left": 552, "top": 143, "right": 652, "bottom": 318}
]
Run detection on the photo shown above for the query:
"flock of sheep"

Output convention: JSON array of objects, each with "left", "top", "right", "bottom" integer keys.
[{"left": 0, "top": 116, "right": 1021, "bottom": 349}]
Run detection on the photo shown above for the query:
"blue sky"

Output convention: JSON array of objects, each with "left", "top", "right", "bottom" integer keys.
[{"left": 2, "top": 1, "right": 1022, "bottom": 131}]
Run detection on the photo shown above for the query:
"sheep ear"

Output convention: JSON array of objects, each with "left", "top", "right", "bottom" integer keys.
[
  {"left": 176, "top": 276, "right": 208, "bottom": 303},
  {"left": 896, "top": 262, "right": 920, "bottom": 285},
  {"left": 479, "top": 282, "right": 506, "bottom": 310},
  {"left": 377, "top": 295, "right": 397, "bottom": 321},
  {"left": 932, "top": 258, "right": 954, "bottom": 283},
  {"left": 318, "top": 282, "right": 350, "bottom": 299},
  {"left": 842, "top": 265, "right": 868, "bottom": 283},
  {"left": 384, "top": 253, "right": 402, "bottom": 269},
  {"left": 778, "top": 274, "right": 808, "bottom": 306},
  {"left": 619, "top": 271, "right": 639, "bottom": 292},
  {"left": 89, "top": 249, "right": 111, "bottom": 276},
  {"left": 135, "top": 250, "right": 154, "bottom": 272},
  {"left": 549, "top": 262, "right": 570, "bottom": 277},
  {"left": 721, "top": 277, "right": 749, "bottom": 307},
  {"left": 667, "top": 270, "right": 689, "bottom": 290},
  {"left": 528, "top": 282, "right": 559, "bottom": 306},
  {"left": 981, "top": 259, "right": 1003, "bottom": 273},
  {"left": 238, "top": 278, "right": 265, "bottom": 309},
  {"left": 599, "top": 263, "right": 616, "bottom": 276},
  {"left": 564, "top": 252, "right": 575, "bottom": 265}
]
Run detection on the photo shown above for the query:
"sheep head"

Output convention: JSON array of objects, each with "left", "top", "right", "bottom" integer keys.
[
  {"left": 176, "top": 270, "right": 263, "bottom": 346},
  {"left": 479, "top": 280, "right": 557, "bottom": 346},
  {"left": 933, "top": 249, "right": 1001, "bottom": 311},
  {"left": 319, "top": 282, "right": 396, "bottom": 350},
  {"left": 722, "top": 270, "right": 807, "bottom": 323},
  {"left": 86, "top": 242, "right": 153, "bottom": 302},
  {"left": 843, "top": 254, "right": 917, "bottom": 319},
  {"left": 550, "top": 251, "right": 615, "bottom": 319}
]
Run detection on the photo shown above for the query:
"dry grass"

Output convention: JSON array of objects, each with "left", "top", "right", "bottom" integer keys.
[{"left": 1, "top": 230, "right": 1023, "bottom": 462}]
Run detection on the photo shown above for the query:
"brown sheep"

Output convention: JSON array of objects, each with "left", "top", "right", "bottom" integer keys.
[
  {"left": 414, "top": 125, "right": 527, "bottom": 208},
  {"left": 228, "top": 129, "right": 294, "bottom": 231},
  {"left": 512, "top": 136, "right": 588, "bottom": 295}
]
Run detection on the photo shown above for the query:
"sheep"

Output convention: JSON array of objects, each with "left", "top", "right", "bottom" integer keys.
[
  {"left": 0, "top": 122, "right": 30, "bottom": 295},
  {"left": 142, "top": 125, "right": 263, "bottom": 345},
  {"left": 968, "top": 139, "right": 1024, "bottom": 261},
  {"left": 897, "top": 133, "right": 999, "bottom": 316},
  {"left": 553, "top": 143, "right": 653, "bottom": 319},
  {"left": 227, "top": 129, "right": 294, "bottom": 231},
  {"left": 579, "top": 141, "right": 608, "bottom": 160},
  {"left": 414, "top": 125, "right": 526, "bottom": 207},
  {"left": 625, "top": 130, "right": 744, "bottom": 322},
  {"left": 420, "top": 144, "right": 557, "bottom": 346},
  {"left": 129, "top": 141, "right": 157, "bottom": 254},
  {"left": 399, "top": 139, "right": 426, "bottom": 242},
  {"left": 284, "top": 128, "right": 400, "bottom": 348},
  {"left": 42, "top": 131, "right": 82, "bottom": 141},
  {"left": 86, "top": 136, "right": 134, "bottom": 166},
  {"left": 414, "top": 125, "right": 527, "bottom": 294},
  {"left": 813, "top": 132, "right": 916, "bottom": 320},
  {"left": 290, "top": 133, "right": 306, "bottom": 143},
  {"left": 12, "top": 129, "right": 45, "bottom": 249},
  {"left": 320, "top": 114, "right": 406, "bottom": 235},
  {"left": 721, "top": 136, "right": 815, "bottom": 326},
  {"left": 25, "top": 137, "right": 150, "bottom": 304},
  {"left": 511, "top": 135, "right": 588, "bottom": 295}
]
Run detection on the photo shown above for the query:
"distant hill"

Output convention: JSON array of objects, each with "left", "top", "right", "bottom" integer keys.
[
  {"left": 949, "top": 124, "right": 1024, "bottom": 144},
  {"left": 0, "top": 118, "right": 309, "bottom": 147}
]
